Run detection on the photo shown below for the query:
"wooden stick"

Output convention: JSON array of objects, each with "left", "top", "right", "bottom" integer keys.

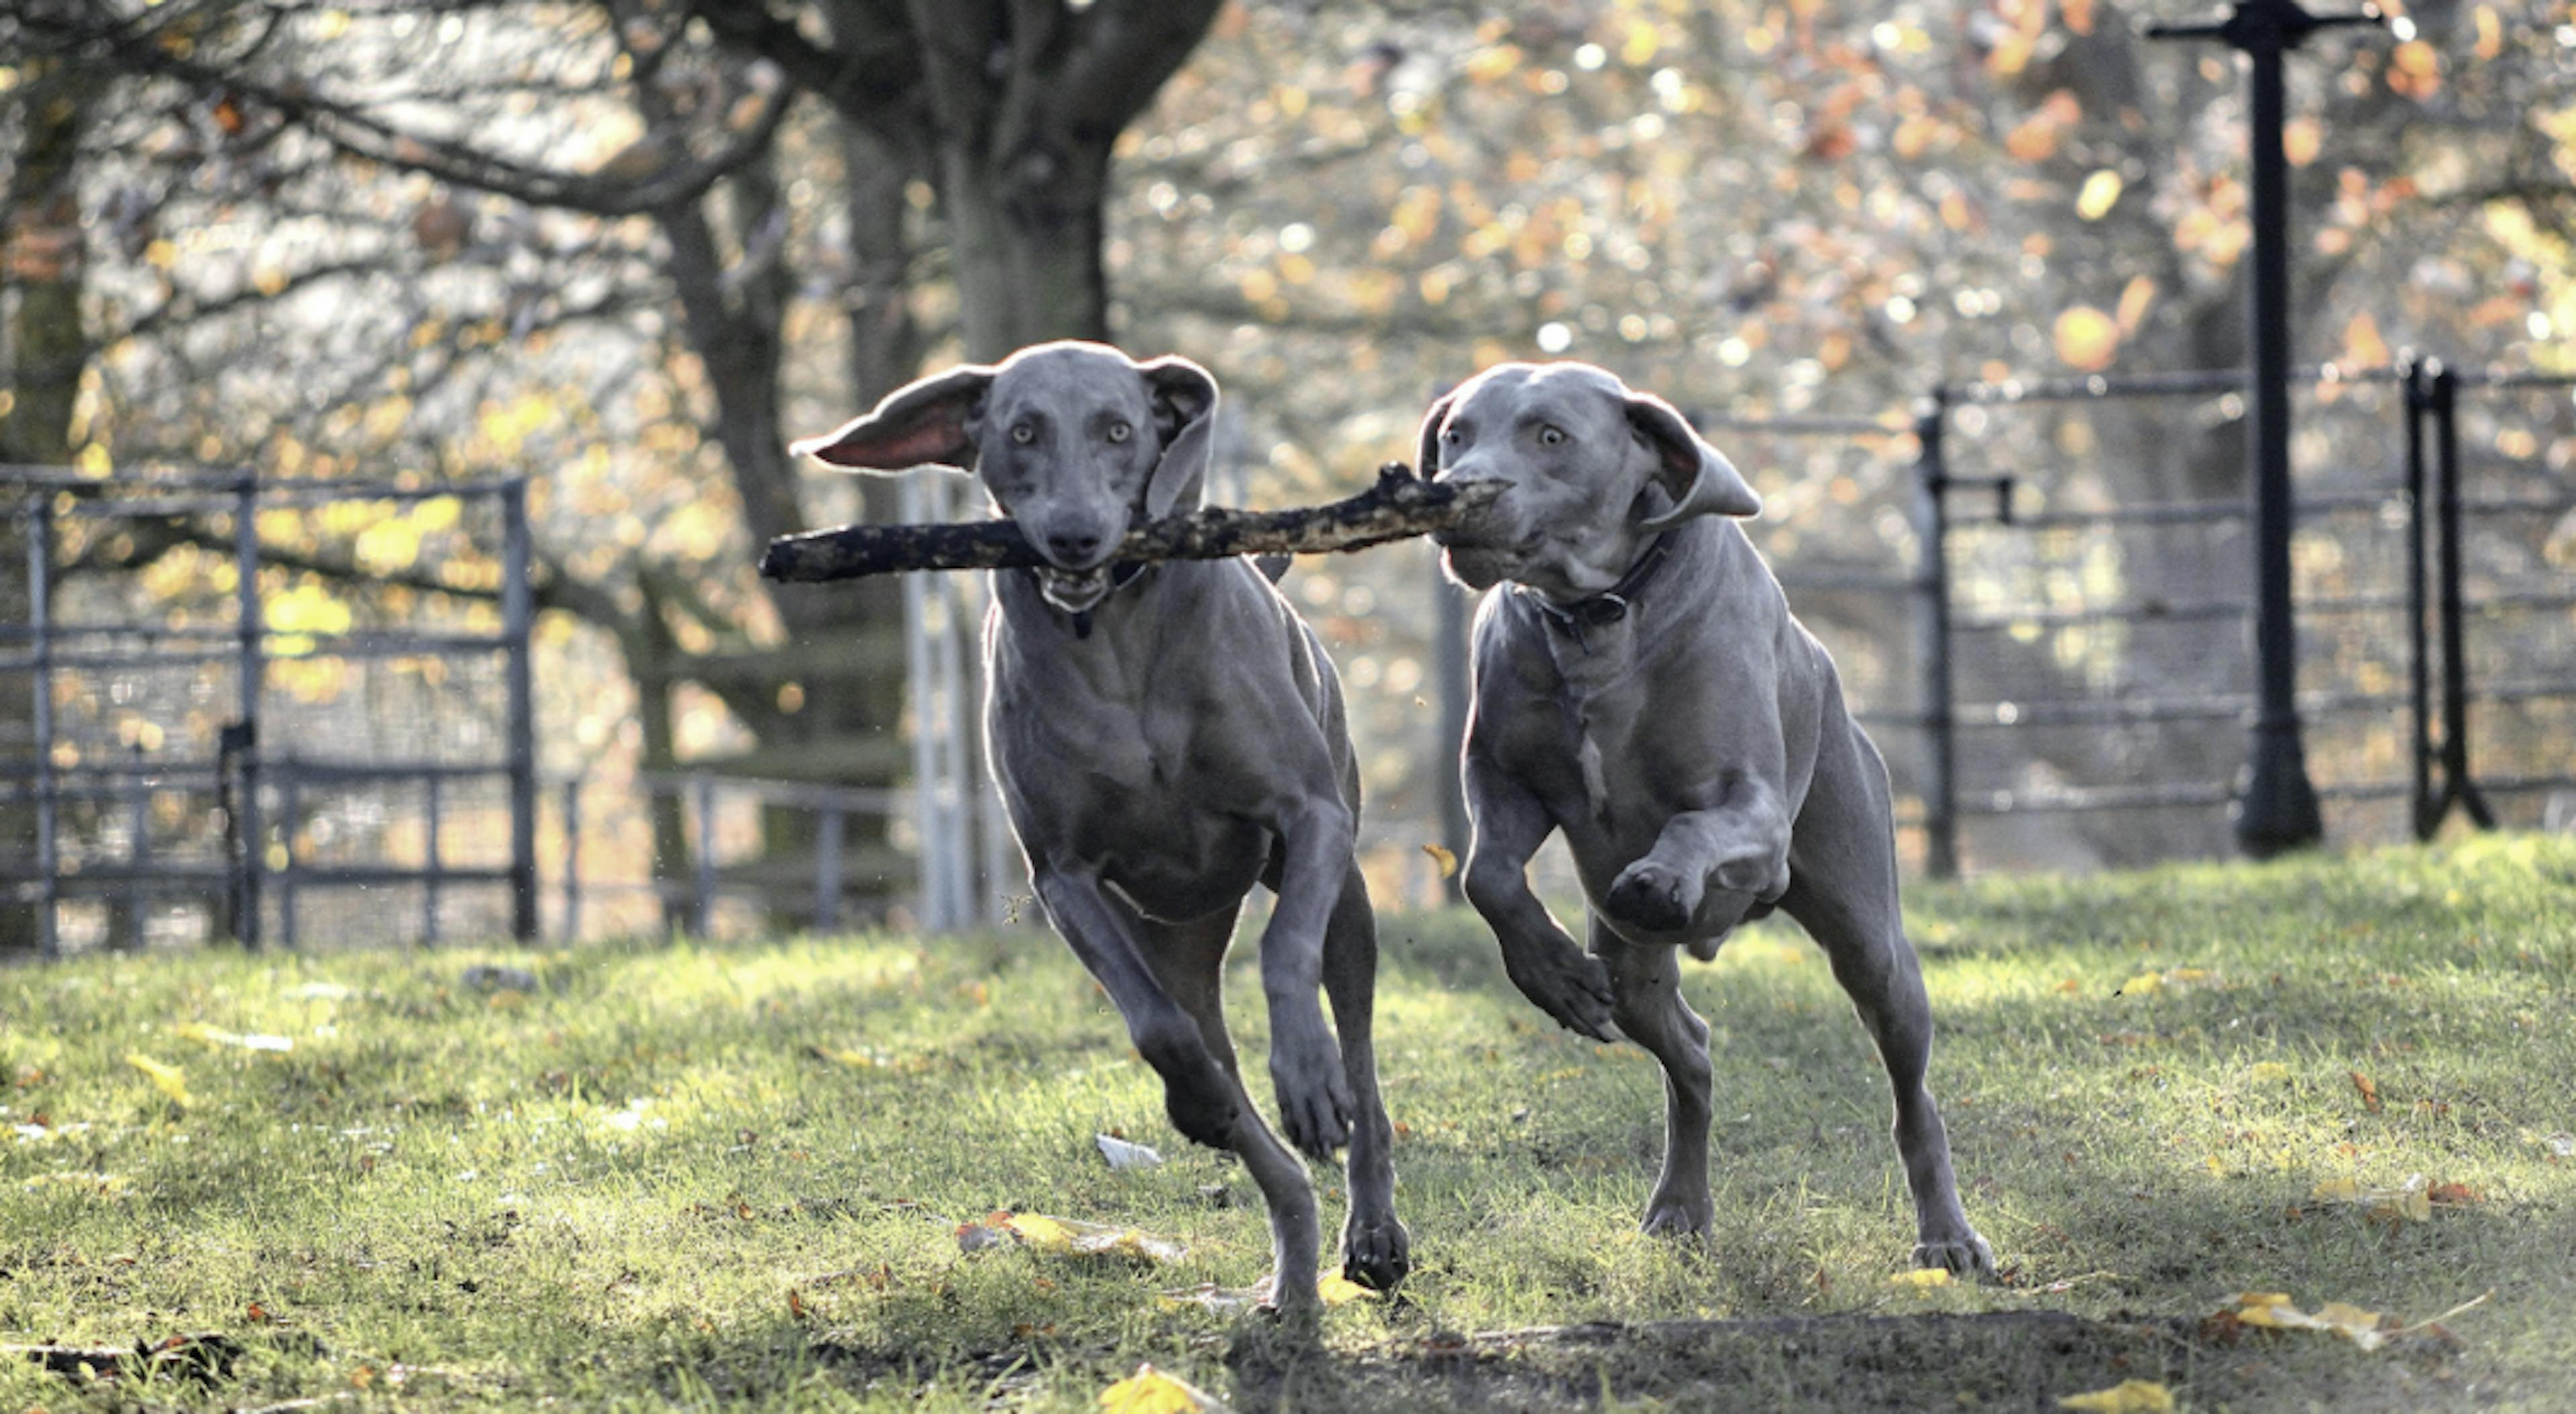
[{"left": 758, "top": 464, "right": 1496, "bottom": 583}]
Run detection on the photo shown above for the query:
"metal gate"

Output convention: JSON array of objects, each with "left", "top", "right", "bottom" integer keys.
[{"left": 1, "top": 469, "right": 535, "bottom": 956}]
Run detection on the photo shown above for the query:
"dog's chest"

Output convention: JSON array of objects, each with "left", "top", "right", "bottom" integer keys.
[{"left": 1533, "top": 620, "right": 1646, "bottom": 825}]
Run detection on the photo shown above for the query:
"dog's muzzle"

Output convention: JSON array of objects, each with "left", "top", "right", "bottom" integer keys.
[{"left": 1034, "top": 564, "right": 1114, "bottom": 613}]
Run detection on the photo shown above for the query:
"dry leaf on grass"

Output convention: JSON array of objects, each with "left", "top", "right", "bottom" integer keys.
[
  {"left": 2308, "top": 1174, "right": 2451, "bottom": 1223},
  {"left": 1888, "top": 1267, "right": 1953, "bottom": 1288},
  {"left": 2223, "top": 1291, "right": 2394, "bottom": 1350},
  {"left": 173, "top": 1022, "right": 294, "bottom": 1052},
  {"left": 23, "top": 1171, "right": 130, "bottom": 1197},
  {"left": 956, "top": 1211, "right": 1185, "bottom": 1263},
  {"left": 2350, "top": 1071, "right": 2382, "bottom": 1111},
  {"left": 2114, "top": 968, "right": 2214, "bottom": 997},
  {"left": 1157, "top": 1274, "right": 1381, "bottom": 1313},
  {"left": 2058, "top": 1378, "right": 2174, "bottom": 1412},
  {"left": 1096, "top": 1134, "right": 1164, "bottom": 1171},
  {"left": 1097, "top": 1362, "right": 1230, "bottom": 1413},
  {"left": 125, "top": 1052, "right": 191, "bottom": 1106}
]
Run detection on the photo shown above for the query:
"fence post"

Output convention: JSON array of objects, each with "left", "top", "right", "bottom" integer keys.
[
  {"left": 1910, "top": 390, "right": 1960, "bottom": 880},
  {"left": 232, "top": 477, "right": 264, "bottom": 949},
  {"left": 559, "top": 775, "right": 584, "bottom": 942},
  {"left": 278, "top": 757, "right": 300, "bottom": 950},
  {"left": 422, "top": 770, "right": 442, "bottom": 945},
  {"left": 502, "top": 480, "right": 539, "bottom": 941},
  {"left": 692, "top": 769, "right": 717, "bottom": 937},
  {"left": 814, "top": 804, "right": 845, "bottom": 934},
  {"left": 28, "top": 507, "right": 56, "bottom": 959},
  {"left": 2429, "top": 366, "right": 2496, "bottom": 831},
  {"left": 2403, "top": 356, "right": 2436, "bottom": 839},
  {"left": 124, "top": 743, "right": 149, "bottom": 951}
]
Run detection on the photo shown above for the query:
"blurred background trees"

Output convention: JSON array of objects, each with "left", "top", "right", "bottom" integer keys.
[{"left": 5, "top": 0, "right": 2570, "bottom": 922}]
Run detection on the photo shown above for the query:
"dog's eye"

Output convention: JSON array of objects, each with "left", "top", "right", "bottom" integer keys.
[
  {"left": 1538, "top": 425, "right": 1568, "bottom": 447},
  {"left": 1442, "top": 429, "right": 1461, "bottom": 444},
  {"left": 1010, "top": 423, "right": 1036, "bottom": 445},
  {"left": 1106, "top": 422, "right": 1132, "bottom": 444}
]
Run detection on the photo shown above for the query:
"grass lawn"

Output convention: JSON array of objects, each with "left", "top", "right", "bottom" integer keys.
[{"left": 4, "top": 835, "right": 2573, "bottom": 1411}]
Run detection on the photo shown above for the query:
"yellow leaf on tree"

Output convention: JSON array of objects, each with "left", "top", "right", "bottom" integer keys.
[
  {"left": 2058, "top": 1379, "right": 2175, "bottom": 1413},
  {"left": 2053, "top": 307, "right": 2120, "bottom": 372},
  {"left": 126, "top": 1051, "right": 192, "bottom": 1105},
  {"left": 1097, "top": 1363, "right": 1225, "bottom": 1413},
  {"left": 2074, "top": 169, "right": 2124, "bottom": 221}
]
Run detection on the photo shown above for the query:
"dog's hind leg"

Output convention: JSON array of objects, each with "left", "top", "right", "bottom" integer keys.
[
  {"left": 1133, "top": 902, "right": 1325, "bottom": 1317},
  {"left": 1320, "top": 867, "right": 1409, "bottom": 1291},
  {"left": 1776, "top": 726, "right": 1993, "bottom": 1277},
  {"left": 1591, "top": 918, "right": 1715, "bottom": 1238}
]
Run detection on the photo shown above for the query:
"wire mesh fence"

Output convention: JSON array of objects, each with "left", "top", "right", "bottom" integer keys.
[{"left": 0, "top": 470, "right": 535, "bottom": 957}]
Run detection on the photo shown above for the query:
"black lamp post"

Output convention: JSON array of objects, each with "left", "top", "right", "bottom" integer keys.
[{"left": 2148, "top": 0, "right": 2379, "bottom": 859}]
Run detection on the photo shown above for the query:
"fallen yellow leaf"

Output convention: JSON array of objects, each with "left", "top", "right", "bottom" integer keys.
[
  {"left": 965, "top": 1212, "right": 1187, "bottom": 1264},
  {"left": 1890, "top": 1267, "right": 1952, "bottom": 1288},
  {"left": 2225, "top": 1291, "right": 2390, "bottom": 1350},
  {"left": 2246, "top": 1061, "right": 2292, "bottom": 1084},
  {"left": 1316, "top": 1272, "right": 1379, "bottom": 1305},
  {"left": 2309, "top": 1174, "right": 2432, "bottom": 1223},
  {"left": 2058, "top": 1378, "right": 2174, "bottom": 1412},
  {"left": 23, "top": 1171, "right": 130, "bottom": 1197},
  {"left": 125, "top": 1052, "right": 191, "bottom": 1106},
  {"left": 1097, "top": 1362, "right": 1226, "bottom": 1413},
  {"left": 173, "top": 1022, "right": 293, "bottom": 1052}
]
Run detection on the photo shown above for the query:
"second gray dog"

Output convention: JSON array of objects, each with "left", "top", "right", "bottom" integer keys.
[
  {"left": 794, "top": 341, "right": 1408, "bottom": 1314},
  {"left": 1421, "top": 360, "right": 1992, "bottom": 1275}
]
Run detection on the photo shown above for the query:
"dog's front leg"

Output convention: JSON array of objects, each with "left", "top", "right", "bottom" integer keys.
[
  {"left": 1258, "top": 798, "right": 1359, "bottom": 1162},
  {"left": 1462, "top": 753, "right": 1617, "bottom": 1040},
  {"left": 1604, "top": 775, "right": 1793, "bottom": 936},
  {"left": 1031, "top": 865, "right": 1241, "bottom": 1148}
]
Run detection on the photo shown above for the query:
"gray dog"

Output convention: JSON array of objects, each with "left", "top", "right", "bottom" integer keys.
[
  {"left": 1420, "top": 360, "right": 1992, "bottom": 1276},
  {"left": 794, "top": 341, "right": 1409, "bottom": 1313}
]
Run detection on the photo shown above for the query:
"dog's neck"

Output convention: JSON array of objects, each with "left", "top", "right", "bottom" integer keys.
[{"left": 1513, "top": 528, "right": 1684, "bottom": 654}]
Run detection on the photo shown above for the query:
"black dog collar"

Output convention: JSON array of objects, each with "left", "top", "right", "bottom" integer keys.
[{"left": 1519, "top": 532, "right": 1676, "bottom": 651}]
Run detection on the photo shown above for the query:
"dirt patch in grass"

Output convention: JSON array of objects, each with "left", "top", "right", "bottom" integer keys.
[{"left": 1220, "top": 1309, "right": 2477, "bottom": 1413}]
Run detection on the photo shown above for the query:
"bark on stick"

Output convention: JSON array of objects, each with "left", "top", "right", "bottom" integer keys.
[{"left": 759, "top": 464, "right": 1495, "bottom": 582}]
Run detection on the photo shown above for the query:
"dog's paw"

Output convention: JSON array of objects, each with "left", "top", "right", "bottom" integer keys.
[
  {"left": 1501, "top": 940, "right": 1618, "bottom": 1042},
  {"left": 1913, "top": 1228, "right": 1997, "bottom": 1282},
  {"left": 1270, "top": 1037, "right": 1354, "bottom": 1162},
  {"left": 1640, "top": 1181, "right": 1714, "bottom": 1240},
  {"left": 1606, "top": 859, "right": 1702, "bottom": 934},
  {"left": 1339, "top": 1215, "right": 1413, "bottom": 1293}
]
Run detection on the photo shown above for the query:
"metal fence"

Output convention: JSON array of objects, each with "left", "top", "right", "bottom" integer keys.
[
  {"left": 0, "top": 469, "right": 535, "bottom": 956},
  {"left": 1568, "top": 357, "right": 2576, "bottom": 879}
]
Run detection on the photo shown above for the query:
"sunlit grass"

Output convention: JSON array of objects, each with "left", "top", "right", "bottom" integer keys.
[{"left": 2, "top": 835, "right": 2572, "bottom": 1409}]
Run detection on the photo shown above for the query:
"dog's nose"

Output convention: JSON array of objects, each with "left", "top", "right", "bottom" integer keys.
[{"left": 1044, "top": 529, "right": 1106, "bottom": 564}]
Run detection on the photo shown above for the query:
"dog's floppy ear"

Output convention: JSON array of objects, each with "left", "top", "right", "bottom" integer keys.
[
  {"left": 1627, "top": 390, "right": 1761, "bottom": 529},
  {"left": 1138, "top": 354, "right": 1219, "bottom": 517},
  {"left": 791, "top": 363, "right": 995, "bottom": 472},
  {"left": 1415, "top": 389, "right": 1458, "bottom": 477}
]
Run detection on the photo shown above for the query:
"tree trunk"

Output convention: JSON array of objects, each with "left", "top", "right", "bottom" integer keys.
[{"left": 0, "top": 54, "right": 89, "bottom": 955}]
